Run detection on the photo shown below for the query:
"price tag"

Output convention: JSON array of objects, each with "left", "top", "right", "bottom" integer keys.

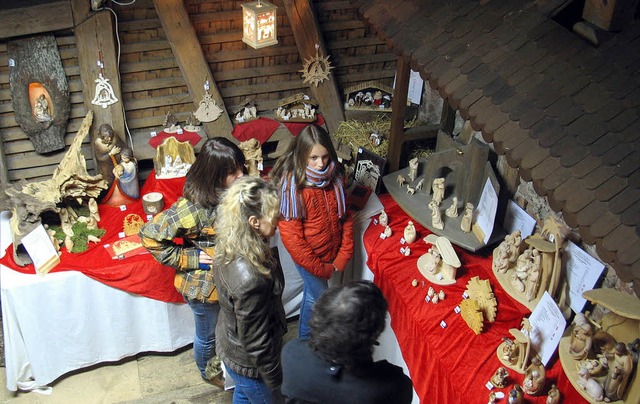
[
  {"left": 440, "top": 320, "right": 447, "bottom": 329},
  {"left": 118, "top": 232, "right": 126, "bottom": 239},
  {"left": 150, "top": 131, "right": 157, "bottom": 137},
  {"left": 119, "top": 205, "right": 127, "bottom": 211},
  {"left": 177, "top": 128, "right": 184, "bottom": 134},
  {"left": 380, "top": 233, "right": 387, "bottom": 239},
  {"left": 8, "top": 58, "right": 15, "bottom": 67},
  {"left": 146, "top": 214, "right": 154, "bottom": 221},
  {"left": 454, "top": 306, "right": 461, "bottom": 314},
  {"left": 258, "top": 162, "right": 264, "bottom": 171},
  {"left": 400, "top": 238, "right": 406, "bottom": 244},
  {"left": 462, "top": 292, "right": 469, "bottom": 299},
  {"left": 485, "top": 381, "right": 494, "bottom": 390},
  {"left": 373, "top": 218, "right": 379, "bottom": 225}
]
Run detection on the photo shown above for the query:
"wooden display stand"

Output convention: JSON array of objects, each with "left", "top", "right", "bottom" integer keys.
[
  {"left": 382, "top": 133, "right": 503, "bottom": 252},
  {"left": 559, "top": 289, "right": 640, "bottom": 403}
]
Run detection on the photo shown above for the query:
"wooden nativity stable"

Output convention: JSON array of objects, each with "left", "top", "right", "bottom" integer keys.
[{"left": 1, "top": 0, "right": 640, "bottom": 401}]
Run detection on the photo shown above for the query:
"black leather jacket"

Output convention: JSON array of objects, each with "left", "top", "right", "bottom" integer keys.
[{"left": 214, "top": 256, "right": 287, "bottom": 390}]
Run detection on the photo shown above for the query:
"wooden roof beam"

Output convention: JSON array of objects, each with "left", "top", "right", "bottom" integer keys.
[
  {"left": 283, "top": 0, "right": 345, "bottom": 134},
  {"left": 153, "top": 0, "right": 233, "bottom": 141}
]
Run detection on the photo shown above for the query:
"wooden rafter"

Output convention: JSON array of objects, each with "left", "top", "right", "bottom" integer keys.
[
  {"left": 153, "top": 0, "right": 233, "bottom": 140},
  {"left": 283, "top": 0, "right": 345, "bottom": 134}
]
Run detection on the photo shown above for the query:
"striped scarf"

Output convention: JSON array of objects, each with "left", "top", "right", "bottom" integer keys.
[{"left": 280, "top": 161, "right": 346, "bottom": 220}]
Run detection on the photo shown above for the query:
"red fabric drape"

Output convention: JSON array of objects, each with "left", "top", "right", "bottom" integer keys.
[
  {"left": 364, "top": 194, "right": 586, "bottom": 404},
  {"left": 232, "top": 117, "right": 282, "bottom": 144},
  {"left": 0, "top": 173, "right": 186, "bottom": 303}
]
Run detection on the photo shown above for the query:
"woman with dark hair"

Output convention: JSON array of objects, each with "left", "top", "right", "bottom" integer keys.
[
  {"left": 281, "top": 281, "right": 413, "bottom": 403},
  {"left": 140, "top": 137, "right": 245, "bottom": 386}
]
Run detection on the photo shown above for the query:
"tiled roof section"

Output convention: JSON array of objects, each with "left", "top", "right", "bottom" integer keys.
[{"left": 356, "top": 0, "right": 640, "bottom": 294}]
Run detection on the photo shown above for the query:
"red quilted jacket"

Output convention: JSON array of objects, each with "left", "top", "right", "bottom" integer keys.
[{"left": 278, "top": 185, "right": 354, "bottom": 279}]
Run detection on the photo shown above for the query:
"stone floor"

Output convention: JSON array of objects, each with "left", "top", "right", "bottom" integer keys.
[{"left": 0, "top": 318, "right": 299, "bottom": 404}]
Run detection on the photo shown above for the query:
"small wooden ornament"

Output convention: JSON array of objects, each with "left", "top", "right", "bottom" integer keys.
[
  {"left": 123, "top": 214, "right": 144, "bottom": 236},
  {"left": 460, "top": 298, "right": 484, "bottom": 335}
]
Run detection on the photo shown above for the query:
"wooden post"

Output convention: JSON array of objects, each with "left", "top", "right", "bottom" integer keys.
[
  {"left": 283, "top": 0, "right": 345, "bottom": 134},
  {"left": 388, "top": 55, "right": 411, "bottom": 172},
  {"left": 154, "top": 0, "right": 234, "bottom": 140},
  {"left": 72, "top": 0, "right": 126, "bottom": 153}
]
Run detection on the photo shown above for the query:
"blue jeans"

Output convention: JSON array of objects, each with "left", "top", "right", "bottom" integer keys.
[
  {"left": 226, "top": 366, "right": 279, "bottom": 404},
  {"left": 295, "top": 264, "right": 328, "bottom": 339},
  {"left": 187, "top": 299, "right": 220, "bottom": 379}
]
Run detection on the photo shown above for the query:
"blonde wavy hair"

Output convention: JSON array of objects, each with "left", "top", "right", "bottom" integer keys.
[{"left": 214, "top": 176, "right": 280, "bottom": 275}]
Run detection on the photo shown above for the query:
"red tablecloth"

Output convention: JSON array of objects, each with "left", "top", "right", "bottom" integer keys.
[
  {"left": 364, "top": 194, "right": 586, "bottom": 404},
  {"left": 0, "top": 173, "right": 186, "bottom": 303}
]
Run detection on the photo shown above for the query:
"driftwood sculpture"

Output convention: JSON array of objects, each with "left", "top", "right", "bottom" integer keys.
[{"left": 5, "top": 111, "right": 108, "bottom": 265}]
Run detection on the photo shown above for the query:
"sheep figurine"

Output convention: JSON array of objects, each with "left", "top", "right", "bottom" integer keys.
[{"left": 577, "top": 366, "right": 604, "bottom": 402}]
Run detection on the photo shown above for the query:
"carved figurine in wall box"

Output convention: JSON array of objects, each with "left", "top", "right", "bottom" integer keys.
[
  {"left": 559, "top": 289, "right": 640, "bottom": 404},
  {"left": 343, "top": 80, "right": 393, "bottom": 112},
  {"left": 275, "top": 93, "right": 318, "bottom": 123},
  {"left": 154, "top": 136, "right": 196, "bottom": 179},
  {"left": 4, "top": 111, "right": 108, "bottom": 265},
  {"left": 382, "top": 131, "right": 503, "bottom": 252},
  {"left": 8, "top": 34, "right": 71, "bottom": 153}
]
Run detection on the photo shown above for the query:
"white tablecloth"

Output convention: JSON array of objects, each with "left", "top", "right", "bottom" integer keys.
[{"left": 1, "top": 211, "right": 194, "bottom": 392}]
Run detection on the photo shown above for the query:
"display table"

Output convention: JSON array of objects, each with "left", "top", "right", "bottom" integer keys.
[
  {"left": 363, "top": 194, "right": 587, "bottom": 403},
  {"left": 0, "top": 172, "right": 304, "bottom": 393},
  {"left": 0, "top": 182, "right": 199, "bottom": 392},
  {"left": 0, "top": 253, "right": 194, "bottom": 392}
]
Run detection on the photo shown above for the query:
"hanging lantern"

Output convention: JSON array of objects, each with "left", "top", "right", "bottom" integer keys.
[{"left": 242, "top": 1, "right": 278, "bottom": 49}]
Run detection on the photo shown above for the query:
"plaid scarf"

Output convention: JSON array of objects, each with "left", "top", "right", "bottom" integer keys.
[{"left": 280, "top": 161, "right": 346, "bottom": 220}]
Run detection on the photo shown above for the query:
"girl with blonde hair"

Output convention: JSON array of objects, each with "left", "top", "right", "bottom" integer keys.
[{"left": 214, "top": 176, "right": 287, "bottom": 403}]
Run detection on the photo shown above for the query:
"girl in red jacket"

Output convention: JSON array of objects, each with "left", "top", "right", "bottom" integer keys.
[{"left": 270, "top": 125, "right": 354, "bottom": 339}]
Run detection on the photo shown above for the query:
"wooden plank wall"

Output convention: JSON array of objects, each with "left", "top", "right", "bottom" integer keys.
[{"left": 0, "top": 0, "right": 395, "bottom": 188}]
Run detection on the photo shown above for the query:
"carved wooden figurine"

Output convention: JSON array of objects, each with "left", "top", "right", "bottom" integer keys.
[
  {"left": 546, "top": 383, "right": 560, "bottom": 404},
  {"left": 379, "top": 210, "right": 388, "bottom": 227},
  {"left": 94, "top": 123, "right": 124, "bottom": 187},
  {"left": 491, "top": 367, "right": 509, "bottom": 388},
  {"left": 603, "top": 342, "right": 633, "bottom": 401},
  {"left": 569, "top": 313, "right": 593, "bottom": 361},
  {"left": 445, "top": 196, "right": 458, "bottom": 218},
  {"left": 461, "top": 203, "right": 473, "bottom": 233},
  {"left": 408, "top": 157, "right": 418, "bottom": 182},
  {"left": 239, "top": 138, "right": 263, "bottom": 177},
  {"left": 429, "top": 200, "right": 444, "bottom": 230},
  {"left": 523, "top": 357, "right": 546, "bottom": 395},
  {"left": 431, "top": 177, "right": 445, "bottom": 205},
  {"left": 404, "top": 221, "right": 417, "bottom": 244}
]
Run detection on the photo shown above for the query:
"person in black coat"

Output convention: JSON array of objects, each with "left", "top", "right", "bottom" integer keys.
[{"left": 281, "top": 280, "right": 413, "bottom": 404}]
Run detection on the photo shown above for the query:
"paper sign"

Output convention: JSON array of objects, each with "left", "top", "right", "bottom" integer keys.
[
  {"left": 503, "top": 200, "right": 536, "bottom": 237},
  {"left": 564, "top": 241, "right": 605, "bottom": 313},
  {"left": 21, "top": 224, "right": 60, "bottom": 274},
  {"left": 475, "top": 178, "right": 499, "bottom": 244},
  {"left": 528, "top": 291, "right": 566, "bottom": 366}
]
